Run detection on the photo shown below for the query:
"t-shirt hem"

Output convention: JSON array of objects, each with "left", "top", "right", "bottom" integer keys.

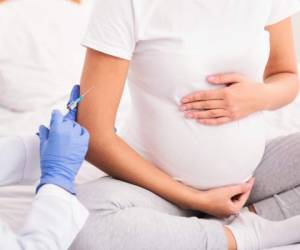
[
  {"left": 82, "top": 38, "right": 133, "bottom": 61},
  {"left": 266, "top": 5, "right": 300, "bottom": 26}
]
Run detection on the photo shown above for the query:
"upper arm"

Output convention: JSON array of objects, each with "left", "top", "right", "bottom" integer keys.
[
  {"left": 264, "top": 18, "right": 299, "bottom": 79},
  {"left": 78, "top": 49, "right": 129, "bottom": 138},
  {"left": 78, "top": 0, "right": 136, "bottom": 138}
]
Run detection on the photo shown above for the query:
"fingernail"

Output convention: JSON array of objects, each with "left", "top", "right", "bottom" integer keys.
[
  {"left": 182, "top": 98, "right": 188, "bottom": 103},
  {"left": 180, "top": 106, "right": 186, "bottom": 111}
]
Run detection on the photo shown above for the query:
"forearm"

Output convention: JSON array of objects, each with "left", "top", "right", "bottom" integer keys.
[
  {"left": 79, "top": 49, "right": 200, "bottom": 210},
  {"left": 0, "top": 135, "right": 40, "bottom": 186},
  {"left": 86, "top": 133, "right": 198, "bottom": 209},
  {"left": 262, "top": 18, "right": 300, "bottom": 111},
  {"left": 261, "top": 72, "right": 299, "bottom": 111}
]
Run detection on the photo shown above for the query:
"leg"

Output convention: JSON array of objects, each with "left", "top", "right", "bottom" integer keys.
[
  {"left": 227, "top": 210, "right": 300, "bottom": 250},
  {"left": 71, "top": 176, "right": 228, "bottom": 250},
  {"left": 248, "top": 133, "right": 300, "bottom": 220},
  {"left": 251, "top": 186, "right": 300, "bottom": 221}
]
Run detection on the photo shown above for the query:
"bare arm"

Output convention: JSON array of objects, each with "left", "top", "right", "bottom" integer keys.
[
  {"left": 180, "top": 18, "right": 299, "bottom": 125},
  {"left": 263, "top": 17, "right": 299, "bottom": 110},
  {"left": 78, "top": 49, "right": 253, "bottom": 218},
  {"left": 78, "top": 49, "right": 197, "bottom": 209}
]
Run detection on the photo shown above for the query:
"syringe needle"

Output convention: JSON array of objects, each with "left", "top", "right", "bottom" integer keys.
[
  {"left": 66, "top": 85, "right": 96, "bottom": 111},
  {"left": 81, "top": 85, "right": 95, "bottom": 97}
]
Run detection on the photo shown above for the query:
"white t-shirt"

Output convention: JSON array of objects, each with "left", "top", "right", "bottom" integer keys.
[{"left": 83, "top": 0, "right": 300, "bottom": 189}]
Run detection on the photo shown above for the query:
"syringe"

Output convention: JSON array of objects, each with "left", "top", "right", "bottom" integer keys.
[{"left": 67, "top": 86, "right": 95, "bottom": 111}]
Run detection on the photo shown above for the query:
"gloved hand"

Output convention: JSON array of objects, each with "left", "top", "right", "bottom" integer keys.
[
  {"left": 37, "top": 85, "right": 89, "bottom": 194},
  {"left": 65, "top": 84, "right": 80, "bottom": 121}
]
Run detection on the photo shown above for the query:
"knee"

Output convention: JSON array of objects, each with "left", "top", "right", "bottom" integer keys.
[
  {"left": 76, "top": 177, "right": 140, "bottom": 213},
  {"left": 71, "top": 178, "right": 140, "bottom": 250},
  {"left": 71, "top": 207, "right": 142, "bottom": 250},
  {"left": 72, "top": 189, "right": 149, "bottom": 250},
  {"left": 70, "top": 212, "right": 113, "bottom": 250}
]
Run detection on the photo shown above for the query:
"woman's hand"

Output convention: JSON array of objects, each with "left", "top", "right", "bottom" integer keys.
[
  {"left": 180, "top": 73, "right": 267, "bottom": 126},
  {"left": 189, "top": 178, "right": 255, "bottom": 218}
]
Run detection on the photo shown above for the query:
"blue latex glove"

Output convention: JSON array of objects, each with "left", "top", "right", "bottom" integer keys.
[
  {"left": 37, "top": 85, "right": 89, "bottom": 194},
  {"left": 65, "top": 84, "right": 80, "bottom": 121}
]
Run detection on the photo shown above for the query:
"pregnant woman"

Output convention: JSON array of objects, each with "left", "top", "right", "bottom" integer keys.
[{"left": 72, "top": 1, "right": 300, "bottom": 249}]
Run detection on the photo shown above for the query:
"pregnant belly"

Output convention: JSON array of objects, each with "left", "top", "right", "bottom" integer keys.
[{"left": 119, "top": 84, "right": 266, "bottom": 190}]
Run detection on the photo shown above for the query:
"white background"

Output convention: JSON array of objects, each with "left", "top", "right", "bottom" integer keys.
[{"left": 293, "top": 14, "right": 300, "bottom": 60}]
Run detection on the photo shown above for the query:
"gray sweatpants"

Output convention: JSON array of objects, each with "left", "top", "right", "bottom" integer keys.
[{"left": 71, "top": 133, "right": 300, "bottom": 250}]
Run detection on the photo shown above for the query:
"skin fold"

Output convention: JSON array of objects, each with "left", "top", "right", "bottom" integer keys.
[{"left": 78, "top": 18, "right": 299, "bottom": 250}]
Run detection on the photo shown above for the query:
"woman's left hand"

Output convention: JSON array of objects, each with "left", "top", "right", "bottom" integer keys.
[{"left": 180, "top": 73, "right": 267, "bottom": 126}]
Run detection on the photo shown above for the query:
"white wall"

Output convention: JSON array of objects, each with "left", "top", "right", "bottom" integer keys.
[{"left": 293, "top": 14, "right": 300, "bottom": 61}]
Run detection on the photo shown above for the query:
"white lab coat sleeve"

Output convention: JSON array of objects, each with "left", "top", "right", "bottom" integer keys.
[
  {"left": 0, "top": 184, "right": 89, "bottom": 250},
  {"left": 0, "top": 135, "right": 40, "bottom": 186}
]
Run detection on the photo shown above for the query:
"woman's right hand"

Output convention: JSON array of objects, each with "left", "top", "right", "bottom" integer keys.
[{"left": 189, "top": 178, "right": 255, "bottom": 218}]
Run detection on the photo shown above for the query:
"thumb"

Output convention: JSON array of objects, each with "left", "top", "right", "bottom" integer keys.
[
  {"left": 39, "top": 125, "right": 49, "bottom": 142},
  {"left": 68, "top": 85, "right": 80, "bottom": 104},
  {"left": 232, "top": 189, "right": 252, "bottom": 210},
  {"left": 65, "top": 85, "right": 80, "bottom": 122},
  {"left": 228, "top": 180, "right": 254, "bottom": 197}
]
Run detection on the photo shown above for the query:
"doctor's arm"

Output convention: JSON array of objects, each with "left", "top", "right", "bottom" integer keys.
[
  {"left": 0, "top": 184, "right": 88, "bottom": 250},
  {"left": 0, "top": 85, "right": 81, "bottom": 187},
  {"left": 0, "top": 107, "right": 89, "bottom": 250},
  {"left": 0, "top": 135, "right": 40, "bottom": 186}
]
